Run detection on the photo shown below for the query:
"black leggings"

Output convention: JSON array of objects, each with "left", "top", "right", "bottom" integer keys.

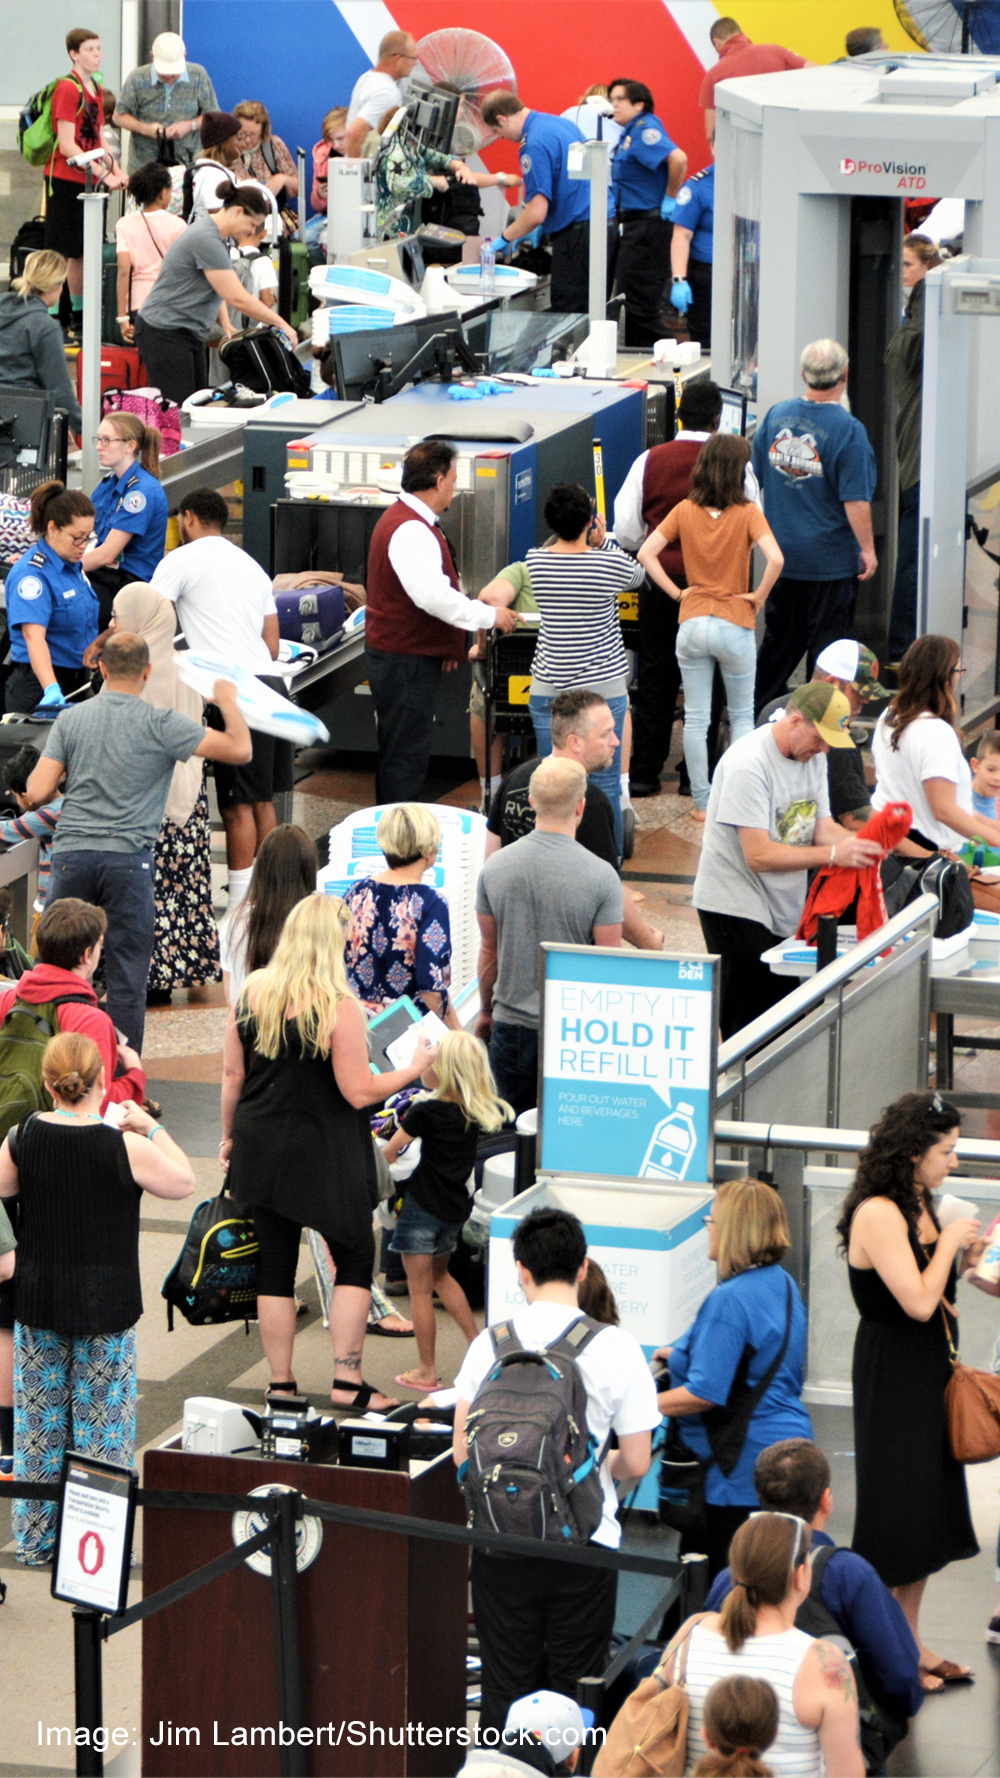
[
  {"left": 247, "top": 1202, "right": 375, "bottom": 1297},
  {"left": 134, "top": 316, "right": 208, "bottom": 406}
]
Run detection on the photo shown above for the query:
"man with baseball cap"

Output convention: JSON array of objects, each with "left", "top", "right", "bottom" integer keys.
[
  {"left": 694, "top": 683, "right": 886, "bottom": 1038},
  {"left": 757, "top": 639, "right": 891, "bottom": 832},
  {"left": 459, "top": 1690, "right": 593, "bottom": 1775},
  {"left": 114, "top": 33, "right": 218, "bottom": 172}
]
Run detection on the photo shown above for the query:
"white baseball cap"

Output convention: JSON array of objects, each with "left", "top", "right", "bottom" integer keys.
[
  {"left": 151, "top": 32, "right": 187, "bottom": 76},
  {"left": 504, "top": 1691, "right": 594, "bottom": 1762},
  {"left": 815, "top": 639, "right": 889, "bottom": 702}
]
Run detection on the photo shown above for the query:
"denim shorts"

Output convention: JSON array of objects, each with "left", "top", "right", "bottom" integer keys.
[{"left": 389, "top": 1196, "right": 464, "bottom": 1257}]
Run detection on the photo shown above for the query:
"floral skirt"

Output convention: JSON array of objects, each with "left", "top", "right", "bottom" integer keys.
[{"left": 147, "top": 779, "right": 222, "bottom": 992}]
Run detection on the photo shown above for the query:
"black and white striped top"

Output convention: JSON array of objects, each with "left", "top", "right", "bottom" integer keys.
[
  {"left": 683, "top": 1623, "right": 822, "bottom": 1778},
  {"left": 527, "top": 539, "right": 643, "bottom": 692}
]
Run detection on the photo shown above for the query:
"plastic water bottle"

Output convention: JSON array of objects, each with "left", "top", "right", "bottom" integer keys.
[
  {"left": 640, "top": 1103, "right": 698, "bottom": 1181},
  {"left": 480, "top": 242, "right": 496, "bottom": 294}
]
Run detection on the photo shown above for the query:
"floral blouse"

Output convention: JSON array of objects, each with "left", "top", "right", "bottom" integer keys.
[
  {"left": 344, "top": 879, "right": 452, "bottom": 1013},
  {"left": 240, "top": 134, "right": 297, "bottom": 185},
  {"left": 376, "top": 136, "right": 454, "bottom": 235}
]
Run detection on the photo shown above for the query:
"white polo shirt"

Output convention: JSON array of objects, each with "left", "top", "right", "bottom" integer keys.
[{"left": 151, "top": 535, "right": 277, "bottom": 675}]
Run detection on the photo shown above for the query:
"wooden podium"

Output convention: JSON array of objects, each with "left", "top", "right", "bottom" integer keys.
[{"left": 141, "top": 1446, "right": 468, "bottom": 1778}]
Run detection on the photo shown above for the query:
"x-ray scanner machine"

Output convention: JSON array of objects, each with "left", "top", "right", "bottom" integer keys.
[{"left": 713, "top": 55, "right": 1000, "bottom": 653}]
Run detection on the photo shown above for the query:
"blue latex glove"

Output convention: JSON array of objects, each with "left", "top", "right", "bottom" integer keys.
[
  {"left": 448, "top": 383, "right": 485, "bottom": 401},
  {"left": 671, "top": 278, "right": 693, "bottom": 314},
  {"left": 660, "top": 195, "right": 676, "bottom": 221},
  {"left": 487, "top": 234, "right": 512, "bottom": 260},
  {"left": 36, "top": 682, "right": 68, "bottom": 712}
]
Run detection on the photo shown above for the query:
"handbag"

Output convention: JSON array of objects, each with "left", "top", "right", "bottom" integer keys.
[
  {"left": 102, "top": 385, "right": 182, "bottom": 455},
  {"left": 593, "top": 1616, "right": 706, "bottom": 1778},
  {"left": 942, "top": 1305, "right": 1000, "bottom": 1462}
]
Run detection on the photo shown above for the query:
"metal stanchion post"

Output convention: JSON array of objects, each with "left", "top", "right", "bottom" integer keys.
[
  {"left": 586, "top": 141, "right": 610, "bottom": 328},
  {"left": 297, "top": 147, "right": 307, "bottom": 244},
  {"left": 681, "top": 1549, "right": 709, "bottom": 1615},
  {"left": 73, "top": 1606, "right": 105, "bottom": 1777},
  {"left": 269, "top": 1492, "right": 307, "bottom": 1778},
  {"left": 575, "top": 1676, "right": 606, "bottom": 1777},
  {"left": 79, "top": 185, "right": 110, "bottom": 492}
]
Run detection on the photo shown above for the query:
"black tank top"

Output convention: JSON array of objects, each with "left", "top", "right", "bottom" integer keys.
[{"left": 12, "top": 1113, "right": 142, "bottom": 1335}]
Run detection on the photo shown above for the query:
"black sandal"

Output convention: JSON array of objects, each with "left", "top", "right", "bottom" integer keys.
[
  {"left": 265, "top": 1380, "right": 298, "bottom": 1405},
  {"left": 330, "top": 1378, "right": 387, "bottom": 1412}
]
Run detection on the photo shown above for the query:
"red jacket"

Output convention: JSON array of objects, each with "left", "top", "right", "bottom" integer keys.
[
  {"left": 797, "top": 803, "right": 912, "bottom": 944},
  {"left": 0, "top": 964, "right": 146, "bottom": 1113}
]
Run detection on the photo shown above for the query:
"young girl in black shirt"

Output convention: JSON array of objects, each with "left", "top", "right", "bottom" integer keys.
[{"left": 382, "top": 1031, "right": 511, "bottom": 1391}]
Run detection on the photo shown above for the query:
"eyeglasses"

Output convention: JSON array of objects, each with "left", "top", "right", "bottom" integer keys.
[
  {"left": 703, "top": 1213, "right": 715, "bottom": 1226},
  {"left": 749, "top": 1510, "right": 810, "bottom": 1569},
  {"left": 951, "top": 666, "right": 967, "bottom": 679},
  {"left": 93, "top": 434, "right": 121, "bottom": 445}
]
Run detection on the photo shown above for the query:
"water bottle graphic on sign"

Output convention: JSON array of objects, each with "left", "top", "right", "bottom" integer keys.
[{"left": 640, "top": 1103, "right": 698, "bottom": 1181}]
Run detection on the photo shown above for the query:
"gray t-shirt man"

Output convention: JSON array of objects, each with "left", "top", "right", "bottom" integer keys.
[
  {"left": 693, "top": 724, "right": 831, "bottom": 937},
  {"left": 137, "top": 216, "right": 233, "bottom": 336},
  {"left": 476, "top": 830, "right": 623, "bottom": 1027},
  {"left": 43, "top": 694, "right": 205, "bottom": 855}
]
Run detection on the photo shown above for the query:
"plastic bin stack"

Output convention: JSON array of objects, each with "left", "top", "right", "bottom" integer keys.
[{"left": 318, "top": 803, "right": 487, "bottom": 995}]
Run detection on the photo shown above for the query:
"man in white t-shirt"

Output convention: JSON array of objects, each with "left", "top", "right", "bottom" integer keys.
[
  {"left": 151, "top": 486, "right": 287, "bottom": 908},
  {"left": 344, "top": 31, "right": 419, "bottom": 157},
  {"left": 454, "top": 1208, "right": 659, "bottom": 1736}
]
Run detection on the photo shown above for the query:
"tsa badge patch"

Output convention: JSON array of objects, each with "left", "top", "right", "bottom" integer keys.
[
  {"left": 520, "top": 153, "right": 532, "bottom": 175},
  {"left": 642, "top": 127, "right": 661, "bottom": 145},
  {"left": 16, "top": 575, "right": 43, "bottom": 600},
  {"left": 769, "top": 428, "right": 823, "bottom": 481},
  {"left": 122, "top": 490, "right": 147, "bottom": 515}
]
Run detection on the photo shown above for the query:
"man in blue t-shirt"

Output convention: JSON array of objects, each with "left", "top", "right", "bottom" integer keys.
[
  {"left": 752, "top": 338, "right": 878, "bottom": 715},
  {"left": 481, "top": 90, "right": 593, "bottom": 313},
  {"left": 706, "top": 1438, "right": 923, "bottom": 1726},
  {"left": 670, "top": 158, "right": 714, "bottom": 347}
]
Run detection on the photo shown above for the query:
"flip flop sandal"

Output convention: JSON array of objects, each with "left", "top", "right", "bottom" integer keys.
[
  {"left": 394, "top": 1371, "right": 443, "bottom": 1392},
  {"left": 922, "top": 1660, "right": 974, "bottom": 1685},
  {"left": 368, "top": 1320, "right": 415, "bottom": 1337}
]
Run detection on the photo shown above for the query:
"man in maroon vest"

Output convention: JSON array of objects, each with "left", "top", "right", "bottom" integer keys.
[
  {"left": 366, "top": 438, "right": 520, "bottom": 803},
  {"left": 613, "top": 380, "right": 752, "bottom": 797}
]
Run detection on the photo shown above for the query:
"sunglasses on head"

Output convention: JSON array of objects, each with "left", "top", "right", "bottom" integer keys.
[{"left": 749, "top": 1509, "right": 810, "bottom": 1570}]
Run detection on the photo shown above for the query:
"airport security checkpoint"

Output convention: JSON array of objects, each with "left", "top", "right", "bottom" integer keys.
[{"left": 4, "top": 9, "right": 1000, "bottom": 1777}]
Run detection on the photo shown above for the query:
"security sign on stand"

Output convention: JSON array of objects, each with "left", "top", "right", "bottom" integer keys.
[
  {"left": 52, "top": 1451, "right": 138, "bottom": 1616},
  {"left": 538, "top": 944, "right": 718, "bottom": 1182}
]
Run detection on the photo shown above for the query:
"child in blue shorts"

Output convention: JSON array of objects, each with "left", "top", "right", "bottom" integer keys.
[{"left": 382, "top": 1030, "right": 511, "bottom": 1392}]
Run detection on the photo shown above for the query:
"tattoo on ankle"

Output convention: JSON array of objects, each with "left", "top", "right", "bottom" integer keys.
[{"left": 338, "top": 1349, "right": 363, "bottom": 1371}]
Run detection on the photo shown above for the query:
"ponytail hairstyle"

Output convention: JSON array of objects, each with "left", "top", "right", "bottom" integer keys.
[
  {"left": 12, "top": 248, "right": 69, "bottom": 303},
  {"left": 693, "top": 1677, "right": 778, "bottom": 1778},
  {"left": 102, "top": 411, "right": 161, "bottom": 478},
  {"left": 42, "top": 1031, "right": 104, "bottom": 1106},
  {"left": 214, "top": 180, "right": 270, "bottom": 220},
  {"left": 719, "top": 1513, "right": 812, "bottom": 1653},
  {"left": 29, "top": 480, "right": 95, "bottom": 538},
  {"left": 903, "top": 231, "right": 943, "bottom": 269}
]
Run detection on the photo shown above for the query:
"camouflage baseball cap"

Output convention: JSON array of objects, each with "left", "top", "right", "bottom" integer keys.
[
  {"left": 815, "top": 639, "right": 890, "bottom": 703},
  {"left": 786, "top": 682, "right": 855, "bottom": 747}
]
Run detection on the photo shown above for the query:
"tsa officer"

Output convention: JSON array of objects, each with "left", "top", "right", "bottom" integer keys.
[
  {"left": 671, "top": 157, "right": 714, "bottom": 349},
  {"left": 610, "top": 82, "right": 687, "bottom": 349},
  {"left": 83, "top": 412, "right": 169, "bottom": 627},
  {"left": 481, "top": 90, "right": 591, "bottom": 313},
  {"left": 4, "top": 481, "right": 100, "bottom": 714}
]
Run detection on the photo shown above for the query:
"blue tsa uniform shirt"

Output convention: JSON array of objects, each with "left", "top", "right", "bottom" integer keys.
[
  {"left": 5, "top": 541, "right": 100, "bottom": 668},
  {"left": 675, "top": 163, "right": 714, "bottom": 261},
  {"left": 612, "top": 113, "right": 677, "bottom": 210},
  {"left": 90, "top": 465, "right": 169, "bottom": 581},
  {"left": 752, "top": 398, "right": 878, "bottom": 581},
  {"left": 520, "top": 111, "right": 590, "bottom": 235}
]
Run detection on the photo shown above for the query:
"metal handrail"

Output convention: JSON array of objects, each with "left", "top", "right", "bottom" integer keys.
[
  {"left": 715, "top": 1118, "right": 1000, "bottom": 1167},
  {"left": 717, "top": 892, "right": 938, "bottom": 1074}
]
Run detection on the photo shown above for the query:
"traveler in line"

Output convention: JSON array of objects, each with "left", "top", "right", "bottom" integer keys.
[
  {"left": 707, "top": 1437, "right": 924, "bottom": 1732},
  {"left": 885, "top": 235, "right": 942, "bottom": 664},
  {"left": 756, "top": 639, "right": 890, "bottom": 832},
  {"left": 699, "top": 18, "right": 810, "bottom": 145},
  {"left": 0, "top": 746, "right": 63, "bottom": 911},
  {"left": 134, "top": 182, "right": 296, "bottom": 406},
  {"left": 454, "top": 1208, "right": 659, "bottom": 1733},
  {"left": 692, "top": 684, "right": 884, "bottom": 1039},
  {"left": 26, "top": 634, "right": 251, "bottom": 1050},
  {"left": 692, "top": 1677, "right": 779, "bottom": 1778},
  {"left": 837, "top": 1091, "right": 981, "bottom": 1687},
  {"left": 234, "top": 101, "right": 299, "bottom": 206},
  {"left": 221, "top": 823, "right": 317, "bottom": 1007},
  {"left": 476, "top": 757, "right": 623, "bottom": 1116},
  {"left": 639, "top": 433, "right": 783, "bottom": 820},
  {"left": 871, "top": 633, "right": 1000, "bottom": 854},
  {"left": 0, "top": 251, "right": 82, "bottom": 438},
  {"left": 344, "top": 803, "right": 459, "bottom": 1027},
  {"left": 312, "top": 108, "right": 347, "bottom": 214},
  {"left": 114, "top": 161, "right": 186, "bottom": 343},
  {"left": 114, "top": 32, "right": 218, "bottom": 173},
  {"left": 655, "top": 1178, "right": 812, "bottom": 1578},
  {"left": 3, "top": 481, "right": 98, "bottom": 714},
  {"left": 0, "top": 1031, "right": 194, "bottom": 1565},
  {"left": 656, "top": 1514, "right": 863, "bottom": 1775},
  {"left": 44, "top": 29, "right": 125, "bottom": 337},
  {"left": 221, "top": 894, "right": 437, "bottom": 1413},
  {"left": 345, "top": 32, "right": 419, "bottom": 159}
]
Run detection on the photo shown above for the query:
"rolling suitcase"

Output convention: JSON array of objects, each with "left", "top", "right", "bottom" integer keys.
[
  {"left": 76, "top": 345, "right": 146, "bottom": 403},
  {"left": 275, "top": 582, "right": 346, "bottom": 648}
]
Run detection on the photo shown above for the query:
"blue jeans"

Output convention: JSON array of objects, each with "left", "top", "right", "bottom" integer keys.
[
  {"left": 489, "top": 1022, "right": 538, "bottom": 1119},
  {"left": 47, "top": 849, "right": 155, "bottom": 1051},
  {"left": 530, "top": 691, "right": 628, "bottom": 855},
  {"left": 676, "top": 617, "right": 757, "bottom": 809}
]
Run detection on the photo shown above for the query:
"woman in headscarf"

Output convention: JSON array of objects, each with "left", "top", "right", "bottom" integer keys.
[{"left": 105, "top": 582, "right": 221, "bottom": 998}]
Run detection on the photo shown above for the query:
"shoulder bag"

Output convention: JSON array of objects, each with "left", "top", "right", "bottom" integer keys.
[
  {"left": 593, "top": 1615, "right": 707, "bottom": 1778},
  {"left": 942, "top": 1303, "right": 1000, "bottom": 1462}
]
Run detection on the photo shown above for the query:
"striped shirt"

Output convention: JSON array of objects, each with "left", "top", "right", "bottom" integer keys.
[
  {"left": 0, "top": 797, "right": 63, "bottom": 904},
  {"left": 527, "top": 540, "right": 643, "bottom": 692},
  {"left": 684, "top": 1623, "right": 821, "bottom": 1778}
]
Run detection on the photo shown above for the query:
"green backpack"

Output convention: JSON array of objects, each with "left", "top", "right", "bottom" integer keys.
[
  {"left": 0, "top": 995, "right": 95, "bottom": 1137},
  {"left": 19, "top": 73, "right": 102, "bottom": 169}
]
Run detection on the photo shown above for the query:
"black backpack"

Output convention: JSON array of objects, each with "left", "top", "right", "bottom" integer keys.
[
  {"left": 161, "top": 1189, "right": 259, "bottom": 1329},
  {"left": 795, "top": 1544, "right": 908, "bottom": 1774},
  {"left": 881, "top": 851, "right": 974, "bottom": 938},
  {"left": 219, "top": 326, "right": 311, "bottom": 397},
  {"left": 460, "top": 1315, "right": 608, "bottom": 1543}
]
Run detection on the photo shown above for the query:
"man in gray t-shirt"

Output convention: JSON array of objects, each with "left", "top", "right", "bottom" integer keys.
[
  {"left": 27, "top": 632, "right": 251, "bottom": 1052},
  {"left": 693, "top": 682, "right": 884, "bottom": 1041},
  {"left": 476, "top": 756, "right": 623, "bottom": 1114}
]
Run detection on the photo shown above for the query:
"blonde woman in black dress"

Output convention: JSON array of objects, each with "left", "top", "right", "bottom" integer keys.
[{"left": 837, "top": 1091, "right": 981, "bottom": 1691}]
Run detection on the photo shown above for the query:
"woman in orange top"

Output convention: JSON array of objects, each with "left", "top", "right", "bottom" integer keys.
[{"left": 638, "top": 435, "right": 783, "bottom": 819}]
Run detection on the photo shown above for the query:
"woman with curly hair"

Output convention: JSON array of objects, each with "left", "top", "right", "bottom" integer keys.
[
  {"left": 871, "top": 632, "right": 1000, "bottom": 853},
  {"left": 837, "top": 1090, "right": 981, "bottom": 1688}
]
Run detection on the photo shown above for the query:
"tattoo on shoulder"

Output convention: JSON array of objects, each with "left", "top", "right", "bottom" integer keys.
[{"left": 815, "top": 1640, "right": 858, "bottom": 1705}]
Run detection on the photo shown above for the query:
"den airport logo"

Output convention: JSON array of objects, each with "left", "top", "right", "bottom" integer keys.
[{"left": 839, "top": 155, "right": 927, "bottom": 187}]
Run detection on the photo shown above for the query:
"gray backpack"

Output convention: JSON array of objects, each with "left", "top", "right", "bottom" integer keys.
[{"left": 461, "top": 1316, "right": 608, "bottom": 1543}]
